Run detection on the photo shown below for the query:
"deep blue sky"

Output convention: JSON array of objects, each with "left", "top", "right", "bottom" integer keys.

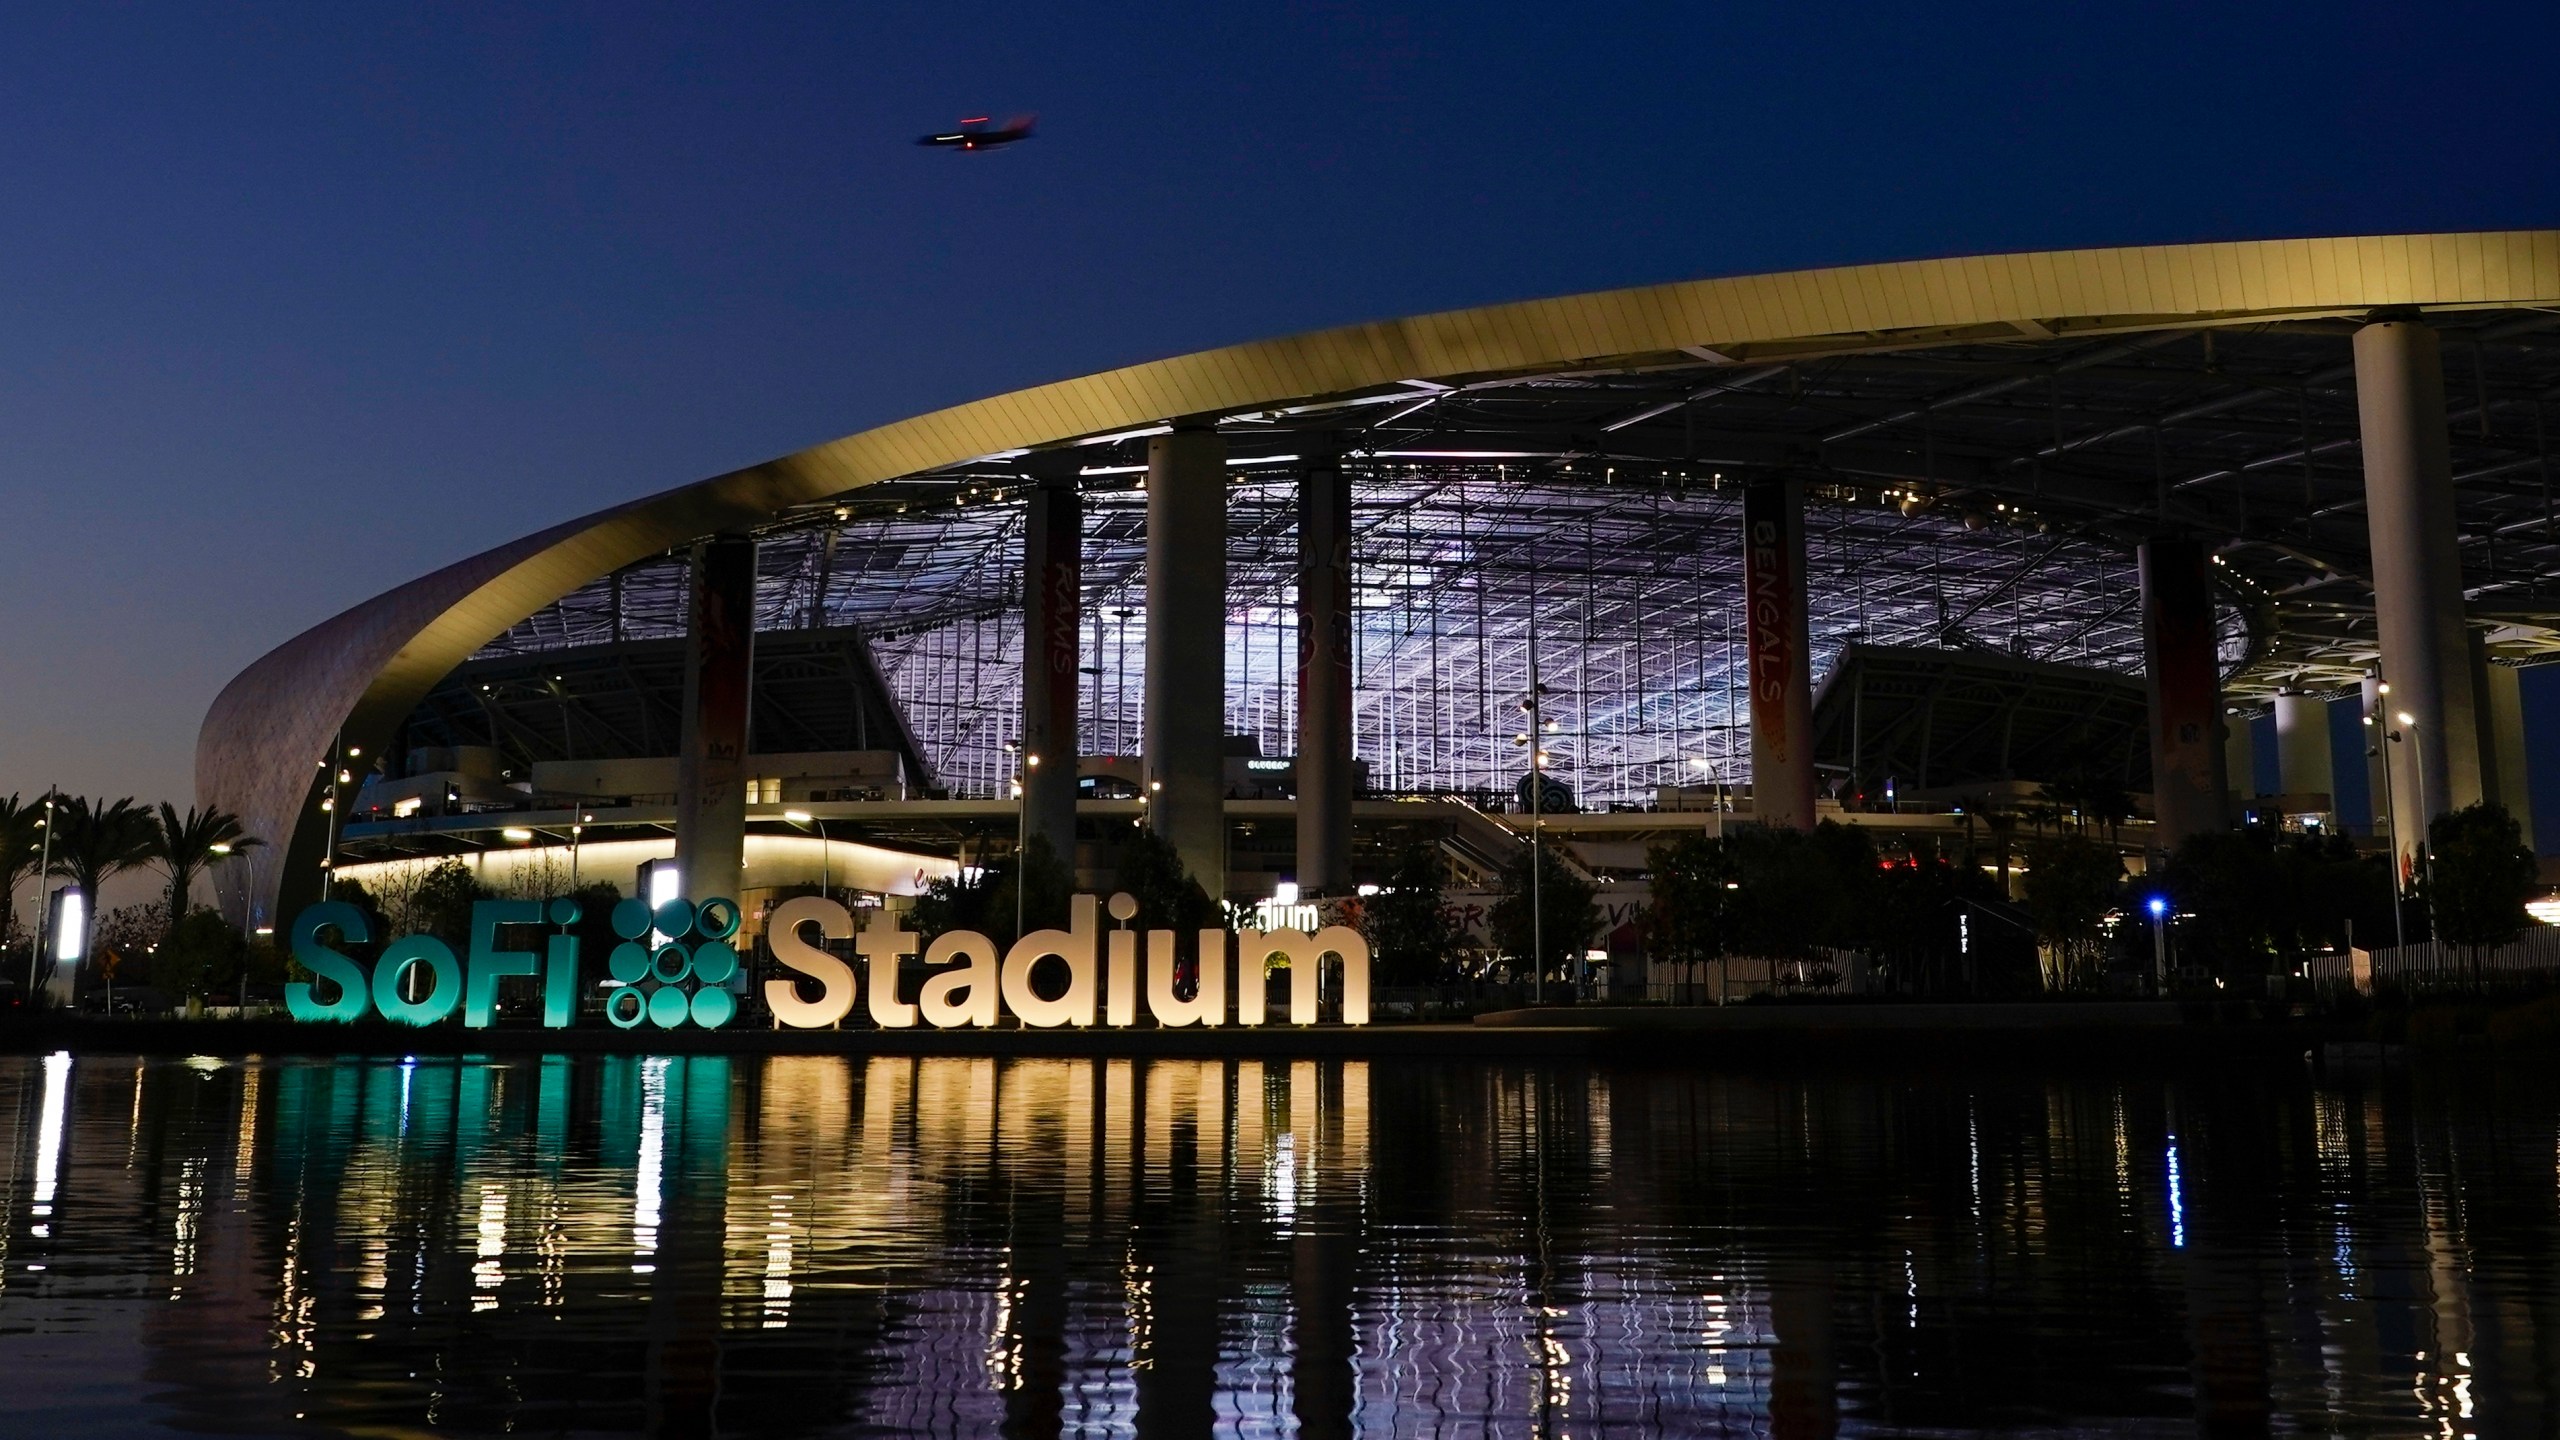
[{"left": 3, "top": 1, "right": 2555, "bottom": 810}]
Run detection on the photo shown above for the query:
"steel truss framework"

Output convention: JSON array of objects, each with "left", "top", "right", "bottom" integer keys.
[{"left": 473, "top": 315, "right": 2560, "bottom": 805}]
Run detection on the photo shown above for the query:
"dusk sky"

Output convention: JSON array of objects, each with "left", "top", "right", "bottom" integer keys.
[{"left": 4, "top": 2, "right": 2556, "bottom": 814}]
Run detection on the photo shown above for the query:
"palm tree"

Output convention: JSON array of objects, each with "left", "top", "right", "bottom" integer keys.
[
  {"left": 44, "top": 797, "right": 158, "bottom": 987},
  {"left": 149, "top": 803, "right": 261, "bottom": 934},
  {"left": 0, "top": 793, "right": 53, "bottom": 947}
]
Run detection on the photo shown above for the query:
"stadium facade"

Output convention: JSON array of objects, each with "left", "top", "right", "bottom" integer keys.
[{"left": 200, "top": 233, "right": 2560, "bottom": 941}]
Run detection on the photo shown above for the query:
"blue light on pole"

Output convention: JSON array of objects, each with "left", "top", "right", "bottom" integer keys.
[{"left": 2147, "top": 896, "right": 2169, "bottom": 993}]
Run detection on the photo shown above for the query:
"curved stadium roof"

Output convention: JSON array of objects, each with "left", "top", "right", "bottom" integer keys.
[{"left": 203, "top": 232, "right": 2560, "bottom": 918}]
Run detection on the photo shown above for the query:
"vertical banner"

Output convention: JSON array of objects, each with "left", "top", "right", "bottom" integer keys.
[
  {"left": 2139, "top": 535, "right": 2228, "bottom": 851},
  {"left": 1022, "top": 478, "right": 1082, "bottom": 864},
  {"left": 1296, "top": 451, "right": 1354, "bottom": 893},
  {"left": 1742, "top": 479, "right": 1816, "bottom": 829},
  {"left": 675, "top": 536, "right": 757, "bottom": 904}
]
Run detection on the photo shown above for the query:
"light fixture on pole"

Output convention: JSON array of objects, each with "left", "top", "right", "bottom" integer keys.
[
  {"left": 2147, "top": 895, "right": 2169, "bottom": 993},
  {"left": 2365, "top": 694, "right": 2406, "bottom": 950},
  {"left": 27, "top": 789, "right": 56, "bottom": 999}
]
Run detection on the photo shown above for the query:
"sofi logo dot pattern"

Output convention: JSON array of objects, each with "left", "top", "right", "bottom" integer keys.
[{"left": 604, "top": 897, "right": 744, "bottom": 1029}]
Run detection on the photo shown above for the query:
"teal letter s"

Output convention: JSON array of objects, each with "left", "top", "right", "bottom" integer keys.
[{"left": 287, "top": 902, "right": 372, "bottom": 1022}]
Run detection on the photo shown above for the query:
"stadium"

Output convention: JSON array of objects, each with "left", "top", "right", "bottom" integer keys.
[{"left": 198, "top": 232, "right": 2560, "bottom": 967}]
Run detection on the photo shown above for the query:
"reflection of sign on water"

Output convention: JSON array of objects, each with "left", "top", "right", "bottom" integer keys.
[{"left": 285, "top": 892, "right": 1372, "bottom": 1030}]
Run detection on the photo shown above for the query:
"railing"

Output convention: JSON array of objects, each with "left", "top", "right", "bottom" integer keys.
[{"left": 2304, "top": 925, "right": 2560, "bottom": 987}]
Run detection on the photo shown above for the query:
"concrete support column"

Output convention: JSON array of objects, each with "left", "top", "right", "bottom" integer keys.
[
  {"left": 2356, "top": 320, "right": 2483, "bottom": 825},
  {"left": 1295, "top": 443, "right": 1354, "bottom": 894},
  {"left": 1145, "top": 422, "right": 1228, "bottom": 896},
  {"left": 675, "top": 535, "right": 756, "bottom": 903},
  {"left": 2225, "top": 713, "right": 2258, "bottom": 811},
  {"left": 1021, "top": 467, "right": 1082, "bottom": 870},
  {"left": 2139, "top": 536, "right": 2228, "bottom": 852},
  {"left": 2275, "top": 690, "right": 2334, "bottom": 817},
  {"left": 2479, "top": 655, "right": 2535, "bottom": 847},
  {"left": 1742, "top": 478, "right": 1816, "bottom": 830}
]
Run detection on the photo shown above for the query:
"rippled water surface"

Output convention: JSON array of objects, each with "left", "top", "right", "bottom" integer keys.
[{"left": 2, "top": 1050, "right": 2555, "bottom": 1436}]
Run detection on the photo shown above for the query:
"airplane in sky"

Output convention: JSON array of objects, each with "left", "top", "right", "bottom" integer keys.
[{"left": 917, "top": 115, "right": 1036, "bottom": 152}]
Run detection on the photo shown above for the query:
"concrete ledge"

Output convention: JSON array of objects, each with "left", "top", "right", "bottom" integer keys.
[
  {"left": 1474, "top": 1002, "right": 2189, "bottom": 1031},
  {"left": 0, "top": 1000, "right": 2333, "bottom": 1067},
  {"left": 0, "top": 1016, "right": 1599, "bottom": 1060}
]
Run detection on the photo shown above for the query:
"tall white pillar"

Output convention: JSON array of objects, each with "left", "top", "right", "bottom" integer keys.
[
  {"left": 2356, "top": 320, "right": 2482, "bottom": 833},
  {"left": 2226, "top": 712, "right": 2258, "bottom": 810},
  {"left": 1144, "top": 423, "right": 1229, "bottom": 896},
  {"left": 2479, "top": 658, "right": 2535, "bottom": 848},
  {"left": 2274, "top": 691, "right": 2334, "bottom": 818}
]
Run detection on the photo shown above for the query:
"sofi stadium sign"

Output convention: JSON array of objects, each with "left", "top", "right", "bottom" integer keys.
[{"left": 285, "top": 893, "right": 1372, "bottom": 1029}]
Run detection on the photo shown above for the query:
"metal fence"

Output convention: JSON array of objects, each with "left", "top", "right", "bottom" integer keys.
[{"left": 2304, "top": 925, "right": 2560, "bottom": 987}]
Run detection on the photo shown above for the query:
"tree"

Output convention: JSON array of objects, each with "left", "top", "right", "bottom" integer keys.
[
  {"left": 1112, "top": 829, "right": 1223, "bottom": 937},
  {"left": 909, "top": 865, "right": 1000, "bottom": 942},
  {"left": 1643, "top": 822, "right": 1875, "bottom": 972},
  {"left": 43, "top": 796, "right": 157, "bottom": 995},
  {"left": 2023, "top": 834, "right": 2121, "bottom": 990},
  {"left": 1488, "top": 841, "right": 1596, "bottom": 987},
  {"left": 2425, "top": 802, "right": 2536, "bottom": 970},
  {"left": 1727, "top": 823, "right": 1865, "bottom": 961},
  {"left": 406, "top": 858, "right": 493, "bottom": 950},
  {"left": 908, "top": 836, "right": 1077, "bottom": 947},
  {"left": 994, "top": 835, "right": 1078, "bottom": 942},
  {"left": 0, "top": 793, "right": 54, "bottom": 949},
  {"left": 156, "top": 909, "right": 247, "bottom": 1005},
  {"left": 2268, "top": 833, "right": 2394, "bottom": 961},
  {"left": 1364, "top": 843, "right": 1457, "bottom": 984},
  {"left": 2161, "top": 829, "right": 2285, "bottom": 980},
  {"left": 1867, "top": 843, "right": 2019, "bottom": 995},
  {"left": 147, "top": 803, "right": 260, "bottom": 941},
  {"left": 91, "top": 902, "right": 167, "bottom": 1006},
  {"left": 1644, "top": 832, "right": 1745, "bottom": 968}
]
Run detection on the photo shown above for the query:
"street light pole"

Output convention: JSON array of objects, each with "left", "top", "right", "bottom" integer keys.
[
  {"left": 2367, "top": 702, "right": 2405, "bottom": 951},
  {"left": 2148, "top": 895, "right": 2169, "bottom": 994},
  {"left": 319, "top": 734, "right": 350, "bottom": 904},
  {"left": 27, "top": 789, "right": 55, "bottom": 997},
  {"left": 1527, "top": 638, "right": 1544, "bottom": 1005}
]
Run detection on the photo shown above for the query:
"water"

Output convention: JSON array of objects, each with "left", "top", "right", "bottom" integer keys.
[{"left": 0, "top": 1051, "right": 2552, "bottom": 1437}]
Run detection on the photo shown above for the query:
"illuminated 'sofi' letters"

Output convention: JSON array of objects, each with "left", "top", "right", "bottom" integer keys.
[{"left": 283, "top": 896, "right": 594, "bottom": 1027}]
